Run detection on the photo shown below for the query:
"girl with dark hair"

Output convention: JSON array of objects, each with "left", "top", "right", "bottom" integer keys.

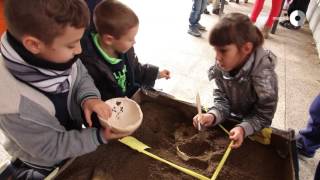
[{"left": 193, "top": 13, "right": 278, "bottom": 149}]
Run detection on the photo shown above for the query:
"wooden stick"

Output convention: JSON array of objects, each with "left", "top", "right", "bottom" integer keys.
[{"left": 196, "top": 92, "right": 202, "bottom": 131}]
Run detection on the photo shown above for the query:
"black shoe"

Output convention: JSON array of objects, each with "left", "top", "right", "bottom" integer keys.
[
  {"left": 280, "top": 20, "right": 301, "bottom": 30},
  {"left": 279, "top": 20, "right": 290, "bottom": 26},
  {"left": 230, "top": 0, "right": 239, "bottom": 3},
  {"left": 296, "top": 138, "right": 315, "bottom": 158},
  {"left": 188, "top": 27, "right": 201, "bottom": 37},
  {"left": 203, "top": 8, "right": 210, "bottom": 14},
  {"left": 221, "top": 0, "right": 229, "bottom": 5},
  {"left": 196, "top": 23, "right": 207, "bottom": 31}
]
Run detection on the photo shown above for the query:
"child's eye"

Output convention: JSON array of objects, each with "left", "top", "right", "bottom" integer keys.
[
  {"left": 67, "top": 45, "right": 76, "bottom": 49},
  {"left": 220, "top": 49, "right": 226, "bottom": 53}
]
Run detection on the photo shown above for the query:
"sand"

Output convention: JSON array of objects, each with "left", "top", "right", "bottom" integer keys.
[{"left": 56, "top": 102, "right": 291, "bottom": 180}]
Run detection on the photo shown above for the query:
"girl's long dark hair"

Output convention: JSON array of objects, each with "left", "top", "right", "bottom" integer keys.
[{"left": 209, "top": 13, "right": 264, "bottom": 50}]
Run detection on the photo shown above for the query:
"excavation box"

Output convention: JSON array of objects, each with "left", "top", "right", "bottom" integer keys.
[{"left": 55, "top": 89, "right": 298, "bottom": 180}]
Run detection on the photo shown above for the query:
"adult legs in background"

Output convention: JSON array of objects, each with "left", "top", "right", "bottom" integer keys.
[
  {"left": 0, "top": 0, "right": 6, "bottom": 34},
  {"left": 250, "top": 0, "right": 265, "bottom": 23},
  {"left": 250, "top": 0, "right": 283, "bottom": 38},
  {"left": 203, "top": 0, "right": 212, "bottom": 14},
  {"left": 265, "top": 0, "right": 283, "bottom": 29},
  {"left": 188, "top": 0, "right": 208, "bottom": 37},
  {"left": 212, "top": 0, "right": 220, "bottom": 15}
]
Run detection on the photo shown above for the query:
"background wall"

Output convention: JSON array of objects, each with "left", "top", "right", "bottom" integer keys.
[{"left": 307, "top": 0, "right": 320, "bottom": 58}]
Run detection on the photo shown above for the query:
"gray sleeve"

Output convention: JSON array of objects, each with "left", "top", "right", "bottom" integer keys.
[
  {"left": 75, "top": 61, "right": 101, "bottom": 105},
  {"left": 0, "top": 114, "right": 100, "bottom": 163},
  {"left": 208, "top": 78, "right": 231, "bottom": 126},
  {"left": 239, "top": 68, "right": 278, "bottom": 137}
]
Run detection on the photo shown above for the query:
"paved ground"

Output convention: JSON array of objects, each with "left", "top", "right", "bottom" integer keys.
[{"left": 1, "top": 0, "right": 319, "bottom": 179}]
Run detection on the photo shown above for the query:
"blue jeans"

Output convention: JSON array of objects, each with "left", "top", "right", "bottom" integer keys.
[
  {"left": 298, "top": 94, "right": 320, "bottom": 156},
  {"left": 189, "top": 0, "right": 208, "bottom": 28}
]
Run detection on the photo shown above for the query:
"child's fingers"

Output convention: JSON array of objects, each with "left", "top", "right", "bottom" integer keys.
[
  {"left": 192, "top": 116, "right": 199, "bottom": 128},
  {"left": 166, "top": 71, "right": 171, "bottom": 79},
  {"left": 160, "top": 70, "right": 170, "bottom": 79},
  {"left": 229, "top": 131, "right": 243, "bottom": 149},
  {"left": 96, "top": 104, "right": 112, "bottom": 119},
  {"left": 84, "top": 109, "right": 92, "bottom": 127},
  {"left": 229, "top": 130, "right": 236, "bottom": 139},
  {"left": 202, "top": 121, "right": 210, "bottom": 126},
  {"left": 231, "top": 140, "right": 241, "bottom": 149},
  {"left": 104, "top": 104, "right": 112, "bottom": 118},
  {"left": 104, "top": 127, "right": 131, "bottom": 140},
  {"left": 193, "top": 121, "right": 197, "bottom": 128},
  {"left": 163, "top": 74, "right": 170, "bottom": 79}
]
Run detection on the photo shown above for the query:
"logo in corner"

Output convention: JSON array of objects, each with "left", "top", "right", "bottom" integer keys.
[{"left": 289, "top": 10, "right": 306, "bottom": 27}]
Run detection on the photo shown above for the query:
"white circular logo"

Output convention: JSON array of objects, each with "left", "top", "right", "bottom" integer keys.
[{"left": 290, "top": 10, "right": 306, "bottom": 27}]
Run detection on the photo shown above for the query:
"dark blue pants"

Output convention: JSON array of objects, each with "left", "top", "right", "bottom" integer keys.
[
  {"left": 1, "top": 159, "right": 53, "bottom": 180},
  {"left": 298, "top": 94, "right": 320, "bottom": 156}
]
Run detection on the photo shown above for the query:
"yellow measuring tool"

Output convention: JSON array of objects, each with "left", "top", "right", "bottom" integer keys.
[
  {"left": 119, "top": 136, "right": 210, "bottom": 180},
  {"left": 211, "top": 125, "right": 234, "bottom": 180},
  {"left": 119, "top": 126, "right": 233, "bottom": 180}
]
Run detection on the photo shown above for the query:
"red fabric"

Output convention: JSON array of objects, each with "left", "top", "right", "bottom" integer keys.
[
  {"left": 250, "top": 0, "right": 283, "bottom": 28},
  {"left": 0, "top": 1, "right": 6, "bottom": 34}
]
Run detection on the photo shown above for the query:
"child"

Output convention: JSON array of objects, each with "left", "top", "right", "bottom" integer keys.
[
  {"left": 296, "top": 94, "right": 320, "bottom": 158},
  {"left": 193, "top": 13, "right": 278, "bottom": 149},
  {"left": 0, "top": 0, "right": 129, "bottom": 179},
  {"left": 81, "top": 0, "right": 170, "bottom": 101},
  {"left": 294, "top": 94, "right": 320, "bottom": 180}
]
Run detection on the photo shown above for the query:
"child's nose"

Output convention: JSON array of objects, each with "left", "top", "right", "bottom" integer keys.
[
  {"left": 74, "top": 43, "right": 82, "bottom": 55},
  {"left": 215, "top": 54, "right": 222, "bottom": 62},
  {"left": 215, "top": 51, "right": 221, "bottom": 58}
]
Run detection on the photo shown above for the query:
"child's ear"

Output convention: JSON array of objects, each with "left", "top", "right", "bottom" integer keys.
[
  {"left": 101, "top": 34, "right": 114, "bottom": 46},
  {"left": 242, "top": 42, "right": 253, "bottom": 55},
  {"left": 21, "top": 35, "right": 43, "bottom": 54}
]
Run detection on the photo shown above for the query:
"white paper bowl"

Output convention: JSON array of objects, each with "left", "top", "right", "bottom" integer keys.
[{"left": 99, "top": 97, "right": 143, "bottom": 134}]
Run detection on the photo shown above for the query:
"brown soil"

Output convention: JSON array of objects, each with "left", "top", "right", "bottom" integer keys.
[{"left": 56, "top": 102, "right": 290, "bottom": 180}]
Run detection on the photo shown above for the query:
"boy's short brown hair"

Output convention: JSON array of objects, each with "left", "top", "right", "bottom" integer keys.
[
  {"left": 94, "top": 0, "right": 139, "bottom": 39},
  {"left": 4, "top": 0, "right": 90, "bottom": 45}
]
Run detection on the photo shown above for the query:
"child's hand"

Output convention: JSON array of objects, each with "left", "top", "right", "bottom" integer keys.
[
  {"left": 101, "top": 127, "right": 131, "bottom": 141},
  {"left": 192, "top": 113, "right": 215, "bottom": 129},
  {"left": 159, "top": 69, "right": 170, "bottom": 79},
  {"left": 82, "top": 98, "right": 112, "bottom": 127},
  {"left": 229, "top": 126, "right": 245, "bottom": 149}
]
